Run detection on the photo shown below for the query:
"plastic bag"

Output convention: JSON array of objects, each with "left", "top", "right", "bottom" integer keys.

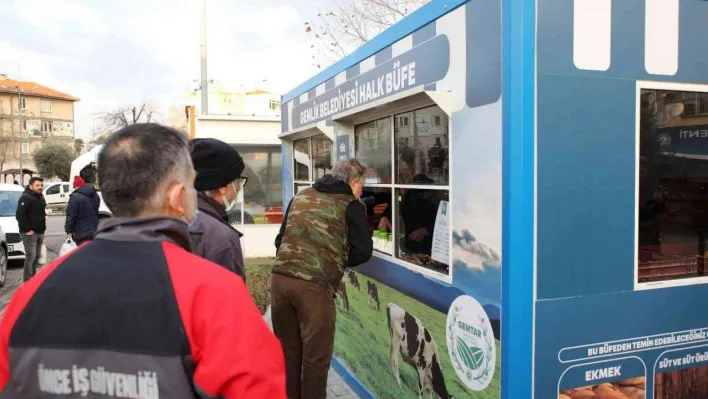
[
  {"left": 38, "top": 243, "right": 48, "bottom": 265},
  {"left": 263, "top": 305, "right": 273, "bottom": 332},
  {"left": 59, "top": 238, "right": 77, "bottom": 257}
]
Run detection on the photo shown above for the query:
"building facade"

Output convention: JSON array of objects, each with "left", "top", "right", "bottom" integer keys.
[
  {"left": 186, "top": 87, "right": 283, "bottom": 258},
  {"left": 0, "top": 74, "right": 79, "bottom": 184},
  {"left": 186, "top": 83, "right": 281, "bottom": 117}
]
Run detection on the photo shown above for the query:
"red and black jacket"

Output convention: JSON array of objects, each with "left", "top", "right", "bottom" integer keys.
[{"left": 0, "top": 217, "right": 285, "bottom": 398}]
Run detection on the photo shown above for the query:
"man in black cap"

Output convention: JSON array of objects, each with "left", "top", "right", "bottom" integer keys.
[{"left": 189, "top": 138, "right": 247, "bottom": 280}]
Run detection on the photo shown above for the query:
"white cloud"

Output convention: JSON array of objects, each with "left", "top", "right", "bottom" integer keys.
[
  {"left": 13, "top": 0, "right": 105, "bottom": 36},
  {"left": 452, "top": 102, "right": 503, "bottom": 254},
  {"left": 452, "top": 229, "right": 501, "bottom": 271},
  {"left": 1, "top": 0, "right": 320, "bottom": 141}
]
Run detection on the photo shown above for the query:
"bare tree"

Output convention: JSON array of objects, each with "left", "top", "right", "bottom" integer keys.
[
  {"left": 305, "top": 0, "right": 429, "bottom": 68},
  {"left": 166, "top": 106, "right": 188, "bottom": 133},
  {"left": 90, "top": 103, "right": 164, "bottom": 147},
  {"left": 0, "top": 107, "right": 21, "bottom": 174}
]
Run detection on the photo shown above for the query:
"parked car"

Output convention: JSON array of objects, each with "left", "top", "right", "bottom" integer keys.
[
  {"left": 43, "top": 182, "right": 71, "bottom": 209},
  {"left": 0, "top": 184, "right": 23, "bottom": 275}
]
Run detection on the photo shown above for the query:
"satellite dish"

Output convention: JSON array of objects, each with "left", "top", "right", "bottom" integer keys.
[{"left": 665, "top": 102, "right": 684, "bottom": 119}]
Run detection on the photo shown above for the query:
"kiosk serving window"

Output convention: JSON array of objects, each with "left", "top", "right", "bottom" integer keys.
[
  {"left": 355, "top": 118, "right": 392, "bottom": 184},
  {"left": 637, "top": 85, "right": 708, "bottom": 286},
  {"left": 293, "top": 134, "right": 333, "bottom": 193},
  {"left": 229, "top": 147, "right": 283, "bottom": 225},
  {"left": 355, "top": 105, "right": 451, "bottom": 277}
]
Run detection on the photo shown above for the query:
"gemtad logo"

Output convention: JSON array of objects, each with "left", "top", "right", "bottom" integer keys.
[{"left": 446, "top": 295, "right": 496, "bottom": 391}]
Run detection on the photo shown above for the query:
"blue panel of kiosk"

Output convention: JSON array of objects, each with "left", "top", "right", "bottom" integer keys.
[
  {"left": 501, "top": 0, "right": 536, "bottom": 397},
  {"left": 534, "top": 0, "right": 708, "bottom": 397}
]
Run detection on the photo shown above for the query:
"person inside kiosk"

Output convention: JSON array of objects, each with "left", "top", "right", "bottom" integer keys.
[{"left": 356, "top": 104, "right": 450, "bottom": 275}]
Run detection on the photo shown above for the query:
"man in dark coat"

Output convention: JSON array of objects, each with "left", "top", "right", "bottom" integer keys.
[
  {"left": 15, "top": 177, "right": 46, "bottom": 282},
  {"left": 65, "top": 176, "right": 101, "bottom": 245},
  {"left": 188, "top": 138, "right": 247, "bottom": 280}
]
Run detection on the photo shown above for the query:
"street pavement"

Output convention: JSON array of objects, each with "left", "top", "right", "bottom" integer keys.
[
  {"left": 0, "top": 216, "right": 361, "bottom": 398},
  {"left": 0, "top": 216, "right": 67, "bottom": 317}
]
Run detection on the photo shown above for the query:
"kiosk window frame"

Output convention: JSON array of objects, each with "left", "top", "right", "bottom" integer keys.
[
  {"left": 292, "top": 134, "right": 333, "bottom": 194},
  {"left": 635, "top": 80, "right": 708, "bottom": 290},
  {"left": 353, "top": 104, "right": 452, "bottom": 283}
]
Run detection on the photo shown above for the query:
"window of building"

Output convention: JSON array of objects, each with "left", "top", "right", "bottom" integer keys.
[
  {"left": 21, "top": 142, "right": 28, "bottom": 154},
  {"left": 293, "top": 134, "right": 333, "bottom": 190},
  {"left": 41, "top": 100, "right": 52, "bottom": 113},
  {"left": 679, "top": 91, "right": 708, "bottom": 118},
  {"left": 355, "top": 105, "right": 451, "bottom": 278},
  {"left": 18, "top": 97, "right": 26, "bottom": 110},
  {"left": 637, "top": 84, "right": 708, "bottom": 288},
  {"left": 21, "top": 120, "right": 27, "bottom": 131},
  {"left": 41, "top": 121, "right": 53, "bottom": 133},
  {"left": 269, "top": 100, "right": 281, "bottom": 111}
]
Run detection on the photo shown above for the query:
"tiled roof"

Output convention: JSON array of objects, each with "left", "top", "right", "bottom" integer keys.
[{"left": 0, "top": 77, "right": 80, "bottom": 102}]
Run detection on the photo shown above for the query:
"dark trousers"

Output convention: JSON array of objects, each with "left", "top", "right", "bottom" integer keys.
[
  {"left": 75, "top": 236, "right": 90, "bottom": 246},
  {"left": 22, "top": 233, "right": 43, "bottom": 281},
  {"left": 271, "top": 273, "right": 336, "bottom": 399}
]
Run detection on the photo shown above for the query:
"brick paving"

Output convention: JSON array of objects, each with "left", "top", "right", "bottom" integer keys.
[
  {"left": 327, "top": 368, "right": 361, "bottom": 399},
  {"left": 0, "top": 268, "right": 23, "bottom": 319}
]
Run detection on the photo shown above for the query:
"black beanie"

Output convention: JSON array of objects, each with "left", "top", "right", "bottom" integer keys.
[{"left": 189, "top": 138, "right": 245, "bottom": 191}]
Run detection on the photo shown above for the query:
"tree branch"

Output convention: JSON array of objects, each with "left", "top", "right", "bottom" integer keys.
[{"left": 305, "top": 0, "right": 429, "bottom": 69}]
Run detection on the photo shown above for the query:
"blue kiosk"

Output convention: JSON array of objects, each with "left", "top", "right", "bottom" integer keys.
[{"left": 279, "top": 0, "right": 708, "bottom": 397}]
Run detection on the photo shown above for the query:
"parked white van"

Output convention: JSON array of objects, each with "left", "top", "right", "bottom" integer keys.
[{"left": 43, "top": 182, "right": 71, "bottom": 208}]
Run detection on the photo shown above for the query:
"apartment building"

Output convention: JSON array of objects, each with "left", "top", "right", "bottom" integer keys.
[
  {"left": 0, "top": 74, "right": 79, "bottom": 184},
  {"left": 186, "top": 83, "right": 281, "bottom": 117}
]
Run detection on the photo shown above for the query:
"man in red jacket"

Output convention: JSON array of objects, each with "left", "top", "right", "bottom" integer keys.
[{"left": 0, "top": 123, "right": 286, "bottom": 398}]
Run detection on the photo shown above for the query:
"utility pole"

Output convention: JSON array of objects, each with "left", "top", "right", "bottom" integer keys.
[
  {"left": 200, "top": 0, "right": 209, "bottom": 114},
  {"left": 15, "top": 86, "right": 23, "bottom": 186}
]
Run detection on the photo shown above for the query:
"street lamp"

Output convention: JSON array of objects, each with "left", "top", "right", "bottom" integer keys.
[{"left": 15, "top": 85, "right": 24, "bottom": 186}]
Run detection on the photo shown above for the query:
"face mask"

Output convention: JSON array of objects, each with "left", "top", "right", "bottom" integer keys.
[
  {"left": 183, "top": 186, "right": 199, "bottom": 230},
  {"left": 223, "top": 182, "right": 240, "bottom": 212}
]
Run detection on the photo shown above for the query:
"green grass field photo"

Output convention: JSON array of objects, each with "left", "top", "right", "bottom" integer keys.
[{"left": 334, "top": 273, "right": 501, "bottom": 399}]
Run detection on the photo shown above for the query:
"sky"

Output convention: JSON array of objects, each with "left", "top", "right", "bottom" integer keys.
[{"left": 0, "top": 0, "right": 328, "bottom": 139}]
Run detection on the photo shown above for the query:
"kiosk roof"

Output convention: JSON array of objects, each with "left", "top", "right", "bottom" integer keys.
[{"left": 282, "top": 0, "right": 467, "bottom": 104}]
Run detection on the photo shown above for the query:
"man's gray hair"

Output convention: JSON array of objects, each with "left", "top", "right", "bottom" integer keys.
[
  {"left": 99, "top": 123, "right": 192, "bottom": 217},
  {"left": 331, "top": 158, "right": 367, "bottom": 184}
]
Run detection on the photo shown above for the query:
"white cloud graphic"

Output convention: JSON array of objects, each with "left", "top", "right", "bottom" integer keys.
[{"left": 452, "top": 229, "right": 501, "bottom": 271}]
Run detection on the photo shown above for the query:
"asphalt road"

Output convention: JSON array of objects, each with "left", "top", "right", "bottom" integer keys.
[{"left": 0, "top": 216, "right": 67, "bottom": 316}]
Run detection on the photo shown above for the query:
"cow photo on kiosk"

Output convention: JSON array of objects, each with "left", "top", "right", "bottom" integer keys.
[
  {"left": 367, "top": 280, "right": 381, "bottom": 311},
  {"left": 387, "top": 303, "right": 451, "bottom": 399},
  {"left": 337, "top": 280, "right": 350, "bottom": 312},
  {"left": 348, "top": 270, "right": 361, "bottom": 291}
]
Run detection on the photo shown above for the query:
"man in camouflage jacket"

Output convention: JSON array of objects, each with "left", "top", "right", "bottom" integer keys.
[{"left": 272, "top": 158, "right": 373, "bottom": 399}]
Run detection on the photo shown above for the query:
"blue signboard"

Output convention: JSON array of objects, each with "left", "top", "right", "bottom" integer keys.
[
  {"left": 335, "top": 135, "right": 350, "bottom": 162},
  {"left": 655, "top": 125, "right": 708, "bottom": 158}
]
